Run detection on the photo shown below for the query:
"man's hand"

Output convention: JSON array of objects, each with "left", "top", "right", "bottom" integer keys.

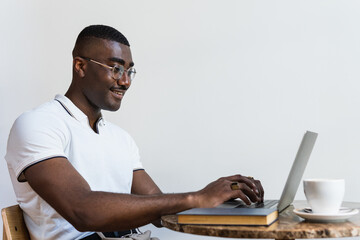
[{"left": 193, "top": 174, "right": 264, "bottom": 208}]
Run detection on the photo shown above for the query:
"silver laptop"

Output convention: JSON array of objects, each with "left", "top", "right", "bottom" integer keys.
[{"left": 220, "top": 131, "right": 318, "bottom": 212}]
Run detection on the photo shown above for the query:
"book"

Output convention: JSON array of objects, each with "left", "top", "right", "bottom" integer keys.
[{"left": 177, "top": 207, "right": 278, "bottom": 226}]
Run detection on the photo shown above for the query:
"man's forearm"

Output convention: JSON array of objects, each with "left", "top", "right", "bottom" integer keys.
[
  {"left": 68, "top": 191, "right": 197, "bottom": 232},
  {"left": 24, "top": 159, "right": 263, "bottom": 233}
]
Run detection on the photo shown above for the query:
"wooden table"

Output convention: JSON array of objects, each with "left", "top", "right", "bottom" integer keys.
[{"left": 161, "top": 201, "right": 360, "bottom": 239}]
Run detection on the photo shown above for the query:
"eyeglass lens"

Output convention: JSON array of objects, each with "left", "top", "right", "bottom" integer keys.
[{"left": 112, "top": 65, "right": 136, "bottom": 81}]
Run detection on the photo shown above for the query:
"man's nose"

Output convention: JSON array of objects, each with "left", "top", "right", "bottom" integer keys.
[{"left": 117, "top": 72, "right": 131, "bottom": 87}]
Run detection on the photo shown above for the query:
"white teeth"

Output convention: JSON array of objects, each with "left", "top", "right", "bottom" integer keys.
[{"left": 112, "top": 90, "right": 123, "bottom": 95}]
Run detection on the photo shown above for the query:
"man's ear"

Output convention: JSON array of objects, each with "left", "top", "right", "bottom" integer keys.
[{"left": 73, "top": 57, "right": 86, "bottom": 78}]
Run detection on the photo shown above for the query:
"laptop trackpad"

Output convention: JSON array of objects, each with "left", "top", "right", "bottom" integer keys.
[{"left": 217, "top": 199, "right": 245, "bottom": 208}]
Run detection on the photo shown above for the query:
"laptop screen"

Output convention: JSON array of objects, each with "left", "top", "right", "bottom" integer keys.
[{"left": 277, "top": 131, "right": 318, "bottom": 212}]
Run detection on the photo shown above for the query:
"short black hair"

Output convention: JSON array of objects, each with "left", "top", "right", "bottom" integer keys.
[{"left": 75, "top": 25, "right": 130, "bottom": 47}]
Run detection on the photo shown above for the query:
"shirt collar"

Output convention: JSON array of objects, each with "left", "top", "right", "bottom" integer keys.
[{"left": 54, "top": 94, "right": 105, "bottom": 126}]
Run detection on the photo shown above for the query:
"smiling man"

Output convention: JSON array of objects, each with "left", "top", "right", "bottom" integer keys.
[{"left": 5, "top": 25, "right": 264, "bottom": 240}]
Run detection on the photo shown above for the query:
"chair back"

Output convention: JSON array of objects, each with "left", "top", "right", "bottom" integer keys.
[{"left": 2, "top": 205, "right": 30, "bottom": 240}]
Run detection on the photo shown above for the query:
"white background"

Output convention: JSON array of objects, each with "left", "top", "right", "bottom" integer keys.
[{"left": 1, "top": 1, "right": 360, "bottom": 239}]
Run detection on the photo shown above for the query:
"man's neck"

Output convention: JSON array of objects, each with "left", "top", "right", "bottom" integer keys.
[{"left": 64, "top": 91, "right": 101, "bottom": 131}]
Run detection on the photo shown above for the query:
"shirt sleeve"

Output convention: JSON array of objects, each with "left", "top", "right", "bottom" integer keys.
[
  {"left": 129, "top": 135, "right": 143, "bottom": 171},
  {"left": 5, "top": 111, "right": 68, "bottom": 182},
  {"left": 117, "top": 127, "right": 143, "bottom": 171}
]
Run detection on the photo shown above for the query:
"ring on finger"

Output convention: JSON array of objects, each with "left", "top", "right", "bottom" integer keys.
[{"left": 230, "top": 182, "right": 240, "bottom": 190}]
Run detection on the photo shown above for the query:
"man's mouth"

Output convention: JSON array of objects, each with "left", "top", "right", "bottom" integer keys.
[
  {"left": 110, "top": 87, "right": 127, "bottom": 99},
  {"left": 111, "top": 89, "right": 124, "bottom": 96}
]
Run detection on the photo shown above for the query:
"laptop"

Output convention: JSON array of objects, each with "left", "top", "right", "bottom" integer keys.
[{"left": 220, "top": 130, "right": 318, "bottom": 212}]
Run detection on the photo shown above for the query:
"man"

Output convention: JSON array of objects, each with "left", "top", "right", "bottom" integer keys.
[{"left": 5, "top": 25, "right": 264, "bottom": 240}]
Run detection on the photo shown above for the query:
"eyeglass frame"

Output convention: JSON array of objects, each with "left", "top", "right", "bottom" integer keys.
[{"left": 79, "top": 56, "right": 136, "bottom": 81}]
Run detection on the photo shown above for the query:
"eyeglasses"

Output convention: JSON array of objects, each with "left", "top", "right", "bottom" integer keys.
[{"left": 80, "top": 56, "right": 136, "bottom": 81}]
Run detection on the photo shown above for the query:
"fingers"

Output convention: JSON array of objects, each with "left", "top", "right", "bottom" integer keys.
[
  {"left": 230, "top": 182, "right": 260, "bottom": 204},
  {"left": 254, "top": 179, "right": 264, "bottom": 202},
  {"left": 235, "top": 189, "right": 252, "bottom": 205},
  {"left": 222, "top": 175, "right": 264, "bottom": 202},
  {"left": 244, "top": 176, "right": 264, "bottom": 202},
  {"left": 195, "top": 174, "right": 264, "bottom": 208}
]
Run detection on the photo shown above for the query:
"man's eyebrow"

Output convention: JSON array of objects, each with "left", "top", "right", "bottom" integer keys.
[{"left": 108, "top": 57, "right": 134, "bottom": 67}]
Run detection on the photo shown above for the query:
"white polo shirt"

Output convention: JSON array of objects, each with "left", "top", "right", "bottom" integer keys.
[{"left": 5, "top": 94, "right": 143, "bottom": 240}]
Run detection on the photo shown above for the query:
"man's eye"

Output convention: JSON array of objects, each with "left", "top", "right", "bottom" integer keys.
[{"left": 113, "top": 66, "right": 122, "bottom": 74}]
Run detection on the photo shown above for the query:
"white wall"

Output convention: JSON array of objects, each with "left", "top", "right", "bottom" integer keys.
[{"left": 1, "top": 0, "right": 360, "bottom": 239}]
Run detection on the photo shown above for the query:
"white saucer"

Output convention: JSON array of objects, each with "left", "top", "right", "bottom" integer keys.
[{"left": 293, "top": 207, "right": 359, "bottom": 222}]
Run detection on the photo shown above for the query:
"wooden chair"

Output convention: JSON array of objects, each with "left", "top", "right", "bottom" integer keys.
[{"left": 2, "top": 205, "right": 30, "bottom": 240}]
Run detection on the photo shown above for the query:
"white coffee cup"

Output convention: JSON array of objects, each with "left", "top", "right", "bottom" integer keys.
[{"left": 303, "top": 179, "right": 345, "bottom": 214}]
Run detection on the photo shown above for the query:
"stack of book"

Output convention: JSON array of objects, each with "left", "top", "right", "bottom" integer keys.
[{"left": 177, "top": 207, "right": 278, "bottom": 226}]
